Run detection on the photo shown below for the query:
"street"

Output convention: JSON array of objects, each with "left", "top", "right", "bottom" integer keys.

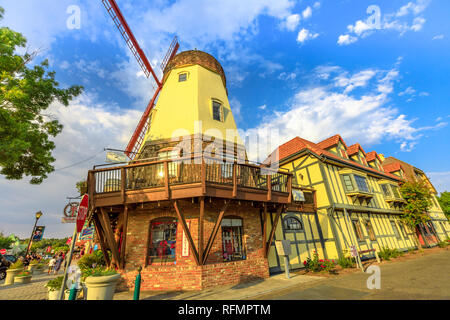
[{"left": 253, "top": 249, "right": 450, "bottom": 300}]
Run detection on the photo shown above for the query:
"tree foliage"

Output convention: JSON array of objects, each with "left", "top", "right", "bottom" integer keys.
[
  {"left": 436, "top": 191, "right": 450, "bottom": 219},
  {"left": 0, "top": 6, "right": 83, "bottom": 184},
  {"left": 400, "top": 180, "right": 432, "bottom": 229},
  {"left": 0, "top": 231, "right": 15, "bottom": 249}
]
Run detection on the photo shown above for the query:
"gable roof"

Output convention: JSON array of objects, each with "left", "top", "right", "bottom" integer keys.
[
  {"left": 347, "top": 143, "right": 366, "bottom": 156},
  {"left": 316, "top": 134, "right": 348, "bottom": 150},
  {"left": 366, "top": 151, "right": 381, "bottom": 162},
  {"left": 268, "top": 136, "right": 401, "bottom": 181},
  {"left": 383, "top": 162, "right": 403, "bottom": 173}
]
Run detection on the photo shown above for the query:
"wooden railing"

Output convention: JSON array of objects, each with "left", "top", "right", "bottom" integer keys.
[{"left": 90, "top": 155, "right": 292, "bottom": 199}]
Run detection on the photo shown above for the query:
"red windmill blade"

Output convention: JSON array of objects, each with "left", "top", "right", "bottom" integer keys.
[{"left": 102, "top": 0, "right": 179, "bottom": 159}]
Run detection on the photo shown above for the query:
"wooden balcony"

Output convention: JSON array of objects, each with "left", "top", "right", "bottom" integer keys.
[{"left": 88, "top": 155, "right": 293, "bottom": 208}]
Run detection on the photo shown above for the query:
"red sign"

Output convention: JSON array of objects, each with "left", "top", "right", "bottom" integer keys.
[
  {"left": 66, "top": 237, "right": 72, "bottom": 245},
  {"left": 0, "top": 249, "right": 6, "bottom": 255},
  {"left": 46, "top": 246, "right": 52, "bottom": 253},
  {"left": 76, "top": 194, "right": 89, "bottom": 233}
]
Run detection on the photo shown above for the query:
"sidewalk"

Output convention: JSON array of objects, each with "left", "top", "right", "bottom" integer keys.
[
  {"left": 0, "top": 272, "right": 60, "bottom": 300},
  {"left": 113, "top": 272, "right": 326, "bottom": 300}
]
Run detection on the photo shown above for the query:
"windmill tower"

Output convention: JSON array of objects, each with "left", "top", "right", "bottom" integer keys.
[{"left": 102, "top": 0, "right": 244, "bottom": 163}]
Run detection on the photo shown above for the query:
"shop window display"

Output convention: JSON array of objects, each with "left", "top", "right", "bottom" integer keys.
[
  {"left": 221, "top": 217, "right": 245, "bottom": 262},
  {"left": 148, "top": 218, "right": 177, "bottom": 264}
]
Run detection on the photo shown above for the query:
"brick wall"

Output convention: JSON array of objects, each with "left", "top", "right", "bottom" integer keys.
[{"left": 117, "top": 199, "right": 269, "bottom": 291}]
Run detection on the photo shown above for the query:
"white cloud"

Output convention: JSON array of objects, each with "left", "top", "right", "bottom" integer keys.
[
  {"left": 302, "top": 6, "right": 312, "bottom": 19},
  {"left": 432, "top": 34, "right": 445, "bottom": 40},
  {"left": 258, "top": 104, "right": 267, "bottom": 110},
  {"left": 0, "top": 94, "right": 141, "bottom": 238},
  {"left": 282, "top": 14, "right": 301, "bottom": 31},
  {"left": 338, "top": 0, "right": 430, "bottom": 45},
  {"left": 399, "top": 86, "right": 416, "bottom": 96},
  {"left": 337, "top": 34, "right": 358, "bottom": 45},
  {"left": 243, "top": 64, "right": 446, "bottom": 162},
  {"left": 427, "top": 172, "right": 450, "bottom": 193},
  {"left": 313, "top": 2, "right": 321, "bottom": 9},
  {"left": 278, "top": 72, "right": 297, "bottom": 81},
  {"left": 297, "top": 28, "right": 319, "bottom": 43}
]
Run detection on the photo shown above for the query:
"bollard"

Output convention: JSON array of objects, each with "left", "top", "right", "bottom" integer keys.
[
  {"left": 68, "top": 284, "right": 78, "bottom": 300},
  {"left": 284, "top": 256, "right": 290, "bottom": 279},
  {"left": 133, "top": 266, "right": 142, "bottom": 300}
]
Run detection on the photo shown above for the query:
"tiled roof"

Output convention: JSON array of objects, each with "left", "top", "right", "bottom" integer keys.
[
  {"left": 316, "top": 134, "right": 348, "bottom": 150},
  {"left": 366, "top": 151, "right": 380, "bottom": 162},
  {"left": 383, "top": 162, "right": 403, "bottom": 173},
  {"left": 269, "top": 136, "right": 401, "bottom": 181},
  {"left": 347, "top": 143, "right": 366, "bottom": 156}
]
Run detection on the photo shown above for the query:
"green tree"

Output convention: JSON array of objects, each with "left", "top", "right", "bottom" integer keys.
[
  {"left": 0, "top": 231, "right": 14, "bottom": 249},
  {"left": 400, "top": 180, "right": 433, "bottom": 249},
  {"left": 436, "top": 191, "right": 450, "bottom": 220},
  {"left": 0, "top": 6, "right": 83, "bottom": 184}
]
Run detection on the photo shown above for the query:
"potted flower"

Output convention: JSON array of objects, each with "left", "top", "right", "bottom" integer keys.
[
  {"left": 84, "top": 266, "right": 120, "bottom": 300},
  {"left": 45, "top": 276, "right": 64, "bottom": 300},
  {"left": 14, "top": 271, "right": 32, "bottom": 284},
  {"left": 4, "top": 260, "right": 24, "bottom": 286},
  {"left": 28, "top": 259, "right": 40, "bottom": 273}
]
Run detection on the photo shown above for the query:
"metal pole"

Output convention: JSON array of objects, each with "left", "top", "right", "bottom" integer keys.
[
  {"left": 58, "top": 224, "right": 78, "bottom": 300},
  {"left": 284, "top": 256, "right": 290, "bottom": 279},
  {"left": 25, "top": 218, "right": 38, "bottom": 257}
]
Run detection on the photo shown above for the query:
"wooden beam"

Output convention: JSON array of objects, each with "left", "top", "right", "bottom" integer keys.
[
  {"left": 262, "top": 204, "right": 268, "bottom": 257},
  {"left": 173, "top": 200, "right": 200, "bottom": 266},
  {"left": 164, "top": 161, "right": 170, "bottom": 199},
  {"left": 99, "top": 208, "right": 121, "bottom": 268},
  {"left": 93, "top": 212, "right": 111, "bottom": 267},
  {"left": 121, "top": 167, "right": 126, "bottom": 203},
  {"left": 198, "top": 197, "right": 205, "bottom": 264},
  {"left": 202, "top": 201, "right": 230, "bottom": 265},
  {"left": 232, "top": 164, "right": 237, "bottom": 198},
  {"left": 267, "top": 174, "right": 272, "bottom": 202},
  {"left": 287, "top": 174, "right": 292, "bottom": 203},
  {"left": 265, "top": 205, "right": 284, "bottom": 257},
  {"left": 120, "top": 205, "right": 129, "bottom": 269}
]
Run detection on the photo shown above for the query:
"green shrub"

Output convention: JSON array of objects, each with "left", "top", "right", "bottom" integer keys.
[
  {"left": 46, "top": 276, "right": 64, "bottom": 291},
  {"left": 303, "top": 251, "right": 336, "bottom": 273},
  {"left": 378, "top": 247, "right": 401, "bottom": 261},
  {"left": 82, "top": 266, "right": 117, "bottom": 281},
  {"left": 337, "top": 256, "right": 356, "bottom": 268},
  {"left": 9, "top": 260, "right": 24, "bottom": 269},
  {"left": 437, "top": 241, "right": 448, "bottom": 248},
  {"left": 77, "top": 250, "right": 107, "bottom": 272},
  {"left": 29, "top": 259, "right": 40, "bottom": 265},
  {"left": 15, "top": 271, "right": 31, "bottom": 277}
]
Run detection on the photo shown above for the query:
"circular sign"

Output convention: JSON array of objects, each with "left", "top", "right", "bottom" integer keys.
[
  {"left": 64, "top": 202, "right": 79, "bottom": 217},
  {"left": 0, "top": 249, "right": 6, "bottom": 255},
  {"left": 77, "top": 194, "right": 89, "bottom": 233}
]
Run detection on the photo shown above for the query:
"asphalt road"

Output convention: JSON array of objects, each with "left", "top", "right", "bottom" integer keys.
[{"left": 254, "top": 249, "right": 450, "bottom": 300}]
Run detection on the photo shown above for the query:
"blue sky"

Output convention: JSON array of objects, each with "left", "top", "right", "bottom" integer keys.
[{"left": 1, "top": 0, "right": 449, "bottom": 238}]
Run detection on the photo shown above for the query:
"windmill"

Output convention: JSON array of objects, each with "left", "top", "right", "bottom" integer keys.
[{"left": 102, "top": 0, "right": 179, "bottom": 160}]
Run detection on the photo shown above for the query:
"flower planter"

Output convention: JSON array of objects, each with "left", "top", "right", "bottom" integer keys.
[
  {"left": 85, "top": 274, "right": 121, "bottom": 300},
  {"left": 14, "top": 275, "right": 32, "bottom": 284},
  {"left": 4, "top": 268, "right": 23, "bottom": 286},
  {"left": 48, "top": 289, "right": 60, "bottom": 300}
]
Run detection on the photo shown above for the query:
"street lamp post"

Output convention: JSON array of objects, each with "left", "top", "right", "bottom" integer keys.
[{"left": 25, "top": 211, "right": 43, "bottom": 257}]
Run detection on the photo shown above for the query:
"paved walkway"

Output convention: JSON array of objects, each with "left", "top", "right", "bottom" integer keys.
[
  {"left": 254, "top": 249, "right": 450, "bottom": 300},
  {"left": 0, "top": 272, "right": 61, "bottom": 300},
  {"left": 113, "top": 273, "right": 324, "bottom": 300}
]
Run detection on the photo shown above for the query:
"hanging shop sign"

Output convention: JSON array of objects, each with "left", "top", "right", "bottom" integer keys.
[
  {"left": 182, "top": 221, "right": 190, "bottom": 257},
  {"left": 79, "top": 226, "right": 95, "bottom": 241},
  {"left": 62, "top": 202, "right": 79, "bottom": 224},
  {"left": 106, "top": 151, "right": 128, "bottom": 163}
]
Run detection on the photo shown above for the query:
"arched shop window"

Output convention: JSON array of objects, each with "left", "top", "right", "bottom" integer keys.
[
  {"left": 283, "top": 216, "right": 303, "bottom": 231},
  {"left": 148, "top": 217, "right": 178, "bottom": 264},
  {"left": 221, "top": 217, "right": 245, "bottom": 262}
]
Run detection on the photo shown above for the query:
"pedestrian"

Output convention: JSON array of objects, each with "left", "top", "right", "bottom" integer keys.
[
  {"left": 53, "top": 254, "right": 63, "bottom": 275},
  {"left": 48, "top": 256, "right": 56, "bottom": 274}
]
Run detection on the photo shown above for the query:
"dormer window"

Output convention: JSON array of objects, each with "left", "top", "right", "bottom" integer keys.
[
  {"left": 212, "top": 100, "right": 224, "bottom": 122},
  {"left": 178, "top": 73, "right": 188, "bottom": 82}
]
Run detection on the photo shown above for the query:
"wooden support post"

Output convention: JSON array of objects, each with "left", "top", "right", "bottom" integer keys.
[
  {"left": 93, "top": 213, "right": 111, "bottom": 267},
  {"left": 198, "top": 197, "right": 205, "bottom": 265},
  {"left": 267, "top": 174, "right": 272, "bottom": 202},
  {"left": 202, "top": 201, "right": 230, "bottom": 265},
  {"left": 201, "top": 158, "right": 206, "bottom": 195},
  {"left": 164, "top": 161, "right": 169, "bottom": 199},
  {"left": 232, "top": 164, "right": 237, "bottom": 198},
  {"left": 120, "top": 205, "right": 129, "bottom": 269},
  {"left": 173, "top": 200, "right": 200, "bottom": 266},
  {"left": 99, "top": 208, "right": 121, "bottom": 268},
  {"left": 121, "top": 167, "right": 126, "bottom": 204},
  {"left": 265, "top": 205, "right": 284, "bottom": 257},
  {"left": 262, "top": 204, "right": 268, "bottom": 257},
  {"left": 88, "top": 171, "right": 95, "bottom": 211},
  {"left": 287, "top": 174, "right": 292, "bottom": 203}
]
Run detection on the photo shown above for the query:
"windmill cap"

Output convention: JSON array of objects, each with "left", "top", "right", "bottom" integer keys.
[{"left": 163, "top": 50, "right": 227, "bottom": 88}]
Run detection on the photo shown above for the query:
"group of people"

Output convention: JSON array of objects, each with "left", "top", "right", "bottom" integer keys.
[
  {"left": 47, "top": 252, "right": 66, "bottom": 275},
  {"left": 20, "top": 253, "right": 43, "bottom": 267}
]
